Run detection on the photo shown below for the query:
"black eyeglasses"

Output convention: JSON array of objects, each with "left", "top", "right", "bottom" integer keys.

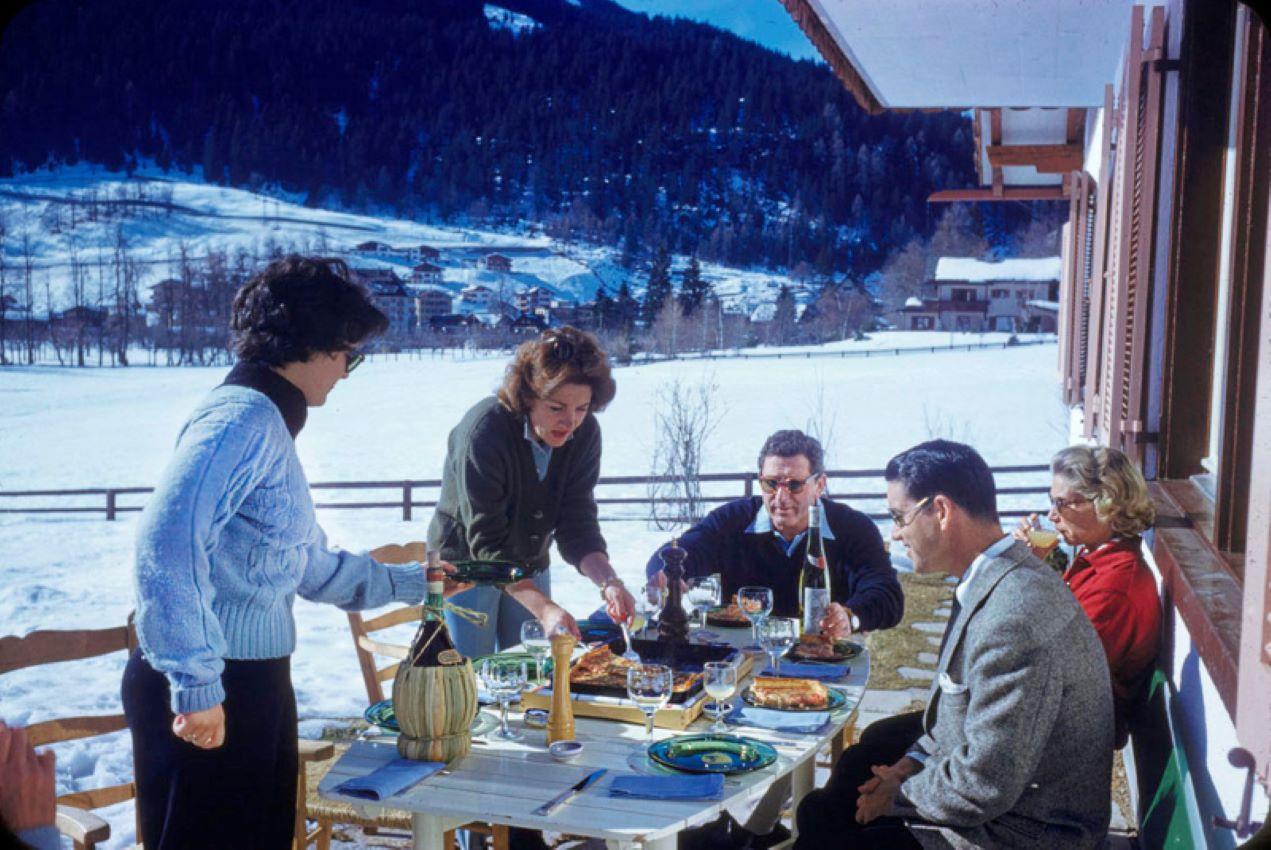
[
  {"left": 344, "top": 348, "right": 365, "bottom": 374},
  {"left": 757, "top": 475, "right": 820, "bottom": 495}
]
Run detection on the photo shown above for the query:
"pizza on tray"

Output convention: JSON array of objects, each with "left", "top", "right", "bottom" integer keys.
[
  {"left": 749, "top": 676, "right": 829, "bottom": 710},
  {"left": 570, "top": 645, "right": 702, "bottom": 693}
]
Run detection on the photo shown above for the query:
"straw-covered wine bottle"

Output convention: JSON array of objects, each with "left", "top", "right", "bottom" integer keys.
[{"left": 393, "top": 551, "right": 478, "bottom": 762}]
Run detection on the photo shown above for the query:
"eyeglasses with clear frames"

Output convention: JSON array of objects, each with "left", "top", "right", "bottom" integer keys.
[
  {"left": 1048, "top": 493, "right": 1091, "bottom": 513},
  {"left": 889, "top": 495, "right": 932, "bottom": 529}
]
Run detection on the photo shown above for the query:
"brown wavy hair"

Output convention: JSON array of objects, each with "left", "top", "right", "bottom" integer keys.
[{"left": 496, "top": 326, "right": 616, "bottom": 415}]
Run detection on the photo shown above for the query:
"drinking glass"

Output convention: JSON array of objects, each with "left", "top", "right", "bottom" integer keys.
[
  {"left": 626, "top": 663, "right": 674, "bottom": 746},
  {"left": 686, "top": 575, "right": 722, "bottom": 630},
  {"left": 638, "top": 584, "right": 667, "bottom": 638},
  {"left": 737, "top": 586, "right": 774, "bottom": 651},
  {"left": 520, "top": 619, "right": 551, "bottom": 684},
  {"left": 480, "top": 657, "right": 528, "bottom": 741},
  {"left": 758, "top": 616, "right": 799, "bottom": 676},
  {"left": 702, "top": 661, "right": 737, "bottom": 733}
]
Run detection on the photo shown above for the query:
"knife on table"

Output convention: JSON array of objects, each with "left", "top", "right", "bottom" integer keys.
[{"left": 532, "top": 768, "right": 608, "bottom": 816}]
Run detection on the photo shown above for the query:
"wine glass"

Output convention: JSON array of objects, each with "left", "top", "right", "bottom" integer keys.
[
  {"left": 686, "top": 575, "right": 722, "bottom": 630},
  {"left": 520, "top": 619, "right": 551, "bottom": 684},
  {"left": 480, "top": 657, "right": 528, "bottom": 740},
  {"left": 702, "top": 661, "right": 737, "bottom": 733},
  {"left": 626, "top": 663, "right": 674, "bottom": 746},
  {"left": 638, "top": 584, "right": 667, "bottom": 638},
  {"left": 758, "top": 616, "right": 799, "bottom": 677},
  {"left": 737, "top": 586, "right": 774, "bottom": 651}
]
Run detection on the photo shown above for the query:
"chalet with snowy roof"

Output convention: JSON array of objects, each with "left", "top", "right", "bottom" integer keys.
[
  {"left": 783, "top": 0, "right": 1271, "bottom": 838},
  {"left": 459, "top": 284, "right": 496, "bottom": 311},
  {"left": 515, "top": 286, "right": 553, "bottom": 315},
  {"left": 509, "top": 312, "right": 548, "bottom": 334},
  {"left": 414, "top": 286, "right": 453, "bottom": 320},
  {"left": 408, "top": 245, "right": 440, "bottom": 262},
  {"left": 482, "top": 253, "right": 512, "bottom": 273},
  {"left": 351, "top": 240, "right": 392, "bottom": 255},
  {"left": 365, "top": 278, "right": 415, "bottom": 337},
  {"left": 410, "top": 262, "right": 443, "bottom": 285},
  {"left": 901, "top": 257, "right": 1061, "bottom": 332},
  {"left": 427, "top": 313, "right": 480, "bottom": 333},
  {"left": 350, "top": 267, "right": 401, "bottom": 287},
  {"left": 52, "top": 305, "right": 108, "bottom": 329}
]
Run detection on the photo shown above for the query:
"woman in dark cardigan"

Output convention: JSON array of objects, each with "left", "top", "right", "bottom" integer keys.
[{"left": 429, "top": 326, "right": 636, "bottom": 654}]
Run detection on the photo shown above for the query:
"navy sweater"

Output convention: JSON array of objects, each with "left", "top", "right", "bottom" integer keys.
[{"left": 644, "top": 496, "right": 903, "bottom": 631}]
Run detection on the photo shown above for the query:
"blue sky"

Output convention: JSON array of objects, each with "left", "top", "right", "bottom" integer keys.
[{"left": 613, "top": 0, "right": 820, "bottom": 62}]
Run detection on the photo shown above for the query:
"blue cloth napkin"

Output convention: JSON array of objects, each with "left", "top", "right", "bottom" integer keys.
[
  {"left": 335, "top": 758, "right": 445, "bottom": 800},
  {"left": 760, "top": 661, "right": 849, "bottom": 681},
  {"left": 726, "top": 702, "right": 831, "bottom": 735},
  {"left": 609, "top": 773, "right": 725, "bottom": 800}
]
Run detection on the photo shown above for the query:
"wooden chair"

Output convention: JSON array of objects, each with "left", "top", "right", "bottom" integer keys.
[
  {"left": 0, "top": 623, "right": 138, "bottom": 850},
  {"left": 297, "top": 541, "right": 509, "bottom": 850},
  {"left": 0, "top": 621, "right": 332, "bottom": 850}
]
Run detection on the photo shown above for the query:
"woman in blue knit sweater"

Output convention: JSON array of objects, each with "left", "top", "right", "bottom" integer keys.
[{"left": 123, "top": 256, "right": 463, "bottom": 849}]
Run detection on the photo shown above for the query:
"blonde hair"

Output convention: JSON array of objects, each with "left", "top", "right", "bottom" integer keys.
[
  {"left": 496, "top": 326, "right": 616, "bottom": 416},
  {"left": 1050, "top": 445, "right": 1155, "bottom": 536}
]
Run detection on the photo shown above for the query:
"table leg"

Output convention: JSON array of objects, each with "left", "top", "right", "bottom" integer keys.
[
  {"left": 410, "top": 812, "right": 452, "bottom": 850},
  {"left": 789, "top": 755, "right": 816, "bottom": 841},
  {"left": 604, "top": 835, "right": 676, "bottom": 850}
]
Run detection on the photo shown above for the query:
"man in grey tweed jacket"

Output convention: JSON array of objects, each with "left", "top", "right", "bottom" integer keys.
[{"left": 795, "top": 440, "right": 1114, "bottom": 849}]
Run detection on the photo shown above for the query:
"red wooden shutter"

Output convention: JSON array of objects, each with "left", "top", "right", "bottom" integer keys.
[{"left": 1084, "top": 85, "right": 1118, "bottom": 438}]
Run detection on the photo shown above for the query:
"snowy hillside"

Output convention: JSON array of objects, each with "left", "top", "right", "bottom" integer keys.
[{"left": 0, "top": 166, "right": 827, "bottom": 316}]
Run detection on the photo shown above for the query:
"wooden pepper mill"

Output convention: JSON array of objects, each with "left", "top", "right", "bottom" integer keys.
[
  {"left": 547, "top": 631, "right": 577, "bottom": 744},
  {"left": 658, "top": 537, "right": 690, "bottom": 644}
]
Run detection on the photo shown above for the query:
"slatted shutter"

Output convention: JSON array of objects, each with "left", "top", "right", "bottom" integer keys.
[{"left": 1083, "top": 84, "right": 1118, "bottom": 438}]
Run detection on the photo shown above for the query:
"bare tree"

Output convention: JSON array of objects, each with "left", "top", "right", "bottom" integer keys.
[
  {"left": 646, "top": 375, "right": 724, "bottom": 529},
  {"left": 804, "top": 378, "right": 839, "bottom": 471},
  {"left": 20, "top": 225, "right": 36, "bottom": 364},
  {"left": 0, "top": 209, "right": 8, "bottom": 365}
]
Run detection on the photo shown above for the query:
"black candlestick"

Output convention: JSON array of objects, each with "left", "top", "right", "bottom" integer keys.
[{"left": 658, "top": 537, "right": 690, "bottom": 644}]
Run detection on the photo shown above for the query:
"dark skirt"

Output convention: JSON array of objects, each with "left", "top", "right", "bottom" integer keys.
[{"left": 122, "top": 650, "right": 298, "bottom": 850}]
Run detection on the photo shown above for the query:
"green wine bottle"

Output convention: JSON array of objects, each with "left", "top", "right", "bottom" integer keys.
[{"left": 449, "top": 559, "right": 530, "bottom": 586}]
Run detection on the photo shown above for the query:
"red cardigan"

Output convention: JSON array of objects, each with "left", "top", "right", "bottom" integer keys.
[{"left": 1063, "top": 536, "right": 1161, "bottom": 745}]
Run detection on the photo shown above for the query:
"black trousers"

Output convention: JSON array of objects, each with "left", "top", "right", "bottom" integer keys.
[
  {"left": 794, "top": 710, "right": 924, "bottom": 850},
  {"left": 122, "top": 650, "right": 298, "bottom": 850}
]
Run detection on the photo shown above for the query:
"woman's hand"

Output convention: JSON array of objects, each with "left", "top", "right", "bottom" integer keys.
[
  {"left": 538, "top": 604, "right": 581, "bottom": 640},
  {"left": 603, "top": 582, "right": 637, "bottom": 625},
  {"left": 1014, "top": 513, "right": 1059, "bottom": 559},
  {"left": 172, "top": 704, "right": 226, "bottom": 750},
  {"left": 437, "top": 560, "right": 473, "bottom": 598},
  {"left": 0, "top": 721, "right": 56, "bottom": 833}
]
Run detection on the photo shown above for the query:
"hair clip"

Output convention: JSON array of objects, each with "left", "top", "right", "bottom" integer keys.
[{"left": 545, "top": 332, "right": 576, "bottom": 363}]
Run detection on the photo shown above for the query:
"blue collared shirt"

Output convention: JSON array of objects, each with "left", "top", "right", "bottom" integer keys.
[
  {"left": 523, "top": 420, "right": 553, "bottom": 481},
  {"left": 745, "top": 498, "right": 837, "bottom": 556}
]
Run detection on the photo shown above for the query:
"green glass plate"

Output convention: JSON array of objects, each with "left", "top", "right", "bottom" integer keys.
[
  {"left": 740, "top": 685, "right": 848, "bottom": 713},
  {"left": 648, "top": 733, "right": 778, "bottom": 775},
  {"left": 363, "top": 700, "right": 500, "bottom": 737}
]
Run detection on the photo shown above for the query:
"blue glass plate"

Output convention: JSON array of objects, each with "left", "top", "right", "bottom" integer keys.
[
  {"left": 648, "top": 733, "right": 778, "bottom": 775},
  {"left": 740, "top": 684, "right": 848, "bottom": 713}
]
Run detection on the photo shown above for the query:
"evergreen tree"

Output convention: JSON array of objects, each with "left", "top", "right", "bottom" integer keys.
[
  {"left": 677, "top": 256, "right": 710, "bottom": 317},
  {"left": 615, "top": 281, "right": 638, "bottom": 331},
  {"left": 772, "top": 284, "right": 798, "bottom": 345},
  {"left": 593, "top": 286, "right": 614, "bottom": 331},
  {"left": 641, "top": 249, "right": 672, "bottom": 326}
]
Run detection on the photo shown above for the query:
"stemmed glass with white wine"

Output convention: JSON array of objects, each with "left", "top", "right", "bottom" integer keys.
[
  {"left": 702, "top": 660, "right": 737, "bottom": 733},
  {"left": 626, "top": 663, "right": 674, "bottom": 748},
  {"left": 520, "top": 619, "right": 551, "bottom": 685}
]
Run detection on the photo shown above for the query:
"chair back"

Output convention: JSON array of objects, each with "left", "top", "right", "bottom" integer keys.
[
  {"left": 0, "top": 618, "right": 139, "bottom": 849},
  {"left": 346, "top": 542, "right": 427, "bottom": 706}
]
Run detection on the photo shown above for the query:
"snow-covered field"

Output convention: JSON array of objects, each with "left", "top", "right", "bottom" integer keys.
[{"left": 0, "top": 338, "right": 1065, "bottom": 847}]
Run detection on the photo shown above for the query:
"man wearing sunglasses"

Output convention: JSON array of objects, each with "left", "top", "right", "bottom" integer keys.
[{"left": 645, "top": 429, "right": 902, "bottom": 637}]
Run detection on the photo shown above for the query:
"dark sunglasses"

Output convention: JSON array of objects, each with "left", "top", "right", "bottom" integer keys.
[
  {"left": 757, "top": 475, "right": 820, "bottom": 495},
  {"left": 344, "top": 348, "right": 365, "bottom": 374}
]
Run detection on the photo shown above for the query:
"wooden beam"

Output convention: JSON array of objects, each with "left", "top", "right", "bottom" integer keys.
[
  {"left": 985, "top": 144, "right": 1085, "bottom": 172},
  {"left": 777, "top": 0, "right": 886, "bottom": 114},
  {"left": 1067, "top": 107, "right": 1086, "bottom": 144},
  {"left": 928, "top": 186, "right": 1069, "bottom": 202},
  {"left": 990, "top": 109, "right": 1004, "bottom": 195}
]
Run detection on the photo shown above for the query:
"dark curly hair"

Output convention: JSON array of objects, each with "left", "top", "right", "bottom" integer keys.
[
  {"left": 230, "top": 255, "right": 389, "bottom": 366},
  {"left": 496, "top": 326, "right": 616, "bottom": 415},
  {"left": 757, "top": 430, "right": 826, "bottom": 475}
]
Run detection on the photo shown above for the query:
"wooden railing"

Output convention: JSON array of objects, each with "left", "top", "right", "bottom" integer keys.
[{"left": 0, "top": 465, "right": 1052, "bottom": 522}]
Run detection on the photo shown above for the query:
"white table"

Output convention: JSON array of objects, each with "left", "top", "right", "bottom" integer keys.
[{"left": 320, "top": 638, "right": 869, "bottom": 850}]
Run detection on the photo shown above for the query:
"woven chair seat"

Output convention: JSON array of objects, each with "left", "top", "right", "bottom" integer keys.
[{"left": 303, "top": 743, "right": 413, "bottom": 830}]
